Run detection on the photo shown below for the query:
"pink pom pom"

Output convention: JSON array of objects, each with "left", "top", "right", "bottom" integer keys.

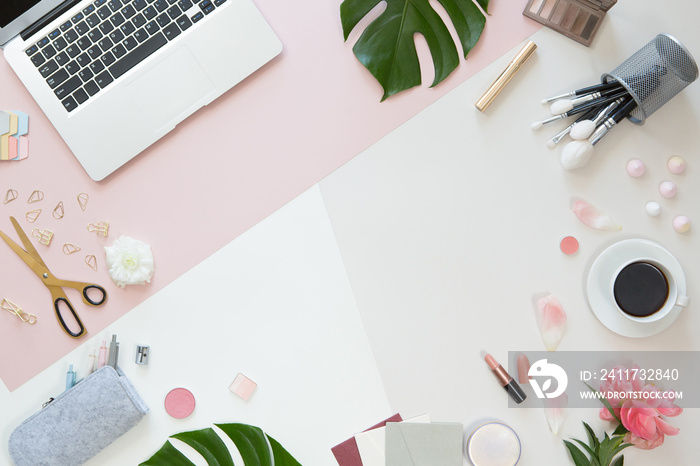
[
  {"left": 667, "top": 156, "right": 686, "bottom": 175},
  {"left": 659, "top": 181, "right": 677, "bottom": 199},
  {"left": 673, "top": 215, "right": 690, "bottom": 233},
  {"left": 626, "top": 159, "right": 646, "bottom": 177}
]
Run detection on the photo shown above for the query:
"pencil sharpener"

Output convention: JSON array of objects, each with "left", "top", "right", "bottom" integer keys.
[{"left": 135, "top": 345, "right": 149, "bottom": 365}]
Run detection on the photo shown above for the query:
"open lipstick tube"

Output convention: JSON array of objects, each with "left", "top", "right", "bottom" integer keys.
[{"left": 485, "top": 353, "right": 527, "bottom": 404}]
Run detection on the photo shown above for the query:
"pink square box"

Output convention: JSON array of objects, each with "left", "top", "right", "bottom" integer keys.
[{"left": 229, "top": 373, "right": 257, "bottom": 401}]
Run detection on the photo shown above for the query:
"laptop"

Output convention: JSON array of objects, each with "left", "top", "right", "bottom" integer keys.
[{"left": 1, "top": 0, "right": 282, "bottom": 180}]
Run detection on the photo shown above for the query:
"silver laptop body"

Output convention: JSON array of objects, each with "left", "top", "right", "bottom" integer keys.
[{"left": 1, "top": 0, "right": 282, "bottom": 180}]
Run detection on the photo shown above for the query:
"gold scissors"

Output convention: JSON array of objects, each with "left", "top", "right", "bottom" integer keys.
[{"left": 0, "top": 216, "right": 106, "bottom": 338}]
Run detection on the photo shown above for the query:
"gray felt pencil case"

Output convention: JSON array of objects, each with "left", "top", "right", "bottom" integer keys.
[{"left": 9, "top": 365, "right": 148, "bottom": 466}]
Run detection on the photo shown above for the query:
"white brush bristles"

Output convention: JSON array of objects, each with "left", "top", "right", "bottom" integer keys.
[
  {"left": 550, "top": 100, "right": 574, "bottom": 115},
  {"left": 560, "top": 140, "right": 594, "bottom": 169},
  {"left": 570, "top": 120, "right": 596, "bottom": 140}
]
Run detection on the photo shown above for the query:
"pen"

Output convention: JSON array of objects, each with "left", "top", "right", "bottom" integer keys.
[
  {"left": 108, "top": 334, "right": 119, "bottom": 369},
  {"left": 86, "top": 347, "right": 97, "bottom": 374},
  {"left": 98, "top": 339, "right": 108, "bottom": 368},
  {"left": 65, "top": 364, "right": 76, "bottom": 390}
]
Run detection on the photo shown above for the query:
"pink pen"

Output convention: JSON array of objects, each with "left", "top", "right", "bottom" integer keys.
[{"left": 97, "top": 340, "right": 108, "bottom": 368}]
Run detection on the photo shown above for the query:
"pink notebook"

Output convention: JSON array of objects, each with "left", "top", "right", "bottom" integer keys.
[{"left": 331, "top": 413, "right": 402, "bottom": 466}]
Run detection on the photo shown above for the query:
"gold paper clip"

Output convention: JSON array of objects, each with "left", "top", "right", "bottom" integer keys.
[
  {"left": 87, "top": 221, "right": 109, "bottom": 237},
  {"left": 27, "top": 190, "right": 44, "bottom": 204},
  {"left": 32, "top": 228, "right": 54, "bottom": 246},
  {"left": 85, "top": 254, "right": 98, "bottom": 271},
  {"left": 53, "top": 201, "right": 65, "bottom": 219},
  {"left": 62, "top": 243, "right": 81, "bottom": 255},
  {"left": 1, "top": 299, "right": 37, "bottom": 324},
  {"left": 4, "top": 189, "right": 18, "bottom": 204},
  {"left": 26, "top": 209, "right": 41, "bottom": 223},
  {"left": 77, "top": 193, "right": 89, "bottom": 211}
]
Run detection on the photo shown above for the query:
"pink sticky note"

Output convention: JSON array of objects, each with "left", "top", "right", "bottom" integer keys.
[
  {"left": 331, "top": 413, "right": 402, "bottom": 466},
  {"left": 229, "top": 373, "right": 257, "bottom": 400},
  {"left": 8, "top": 136, "right": 18, "bottom": 160},
  {"left": 17, "top": 136, "right": 28, "bottom": 160}
]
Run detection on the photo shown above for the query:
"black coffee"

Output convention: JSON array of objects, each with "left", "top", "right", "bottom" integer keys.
[{"left": 614, "top": 262, "right": 669, "bottom": 317}]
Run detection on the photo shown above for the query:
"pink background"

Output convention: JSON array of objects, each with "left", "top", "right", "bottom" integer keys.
[{"left": 0, "top": 0, "right": 539, "bottom": 391}]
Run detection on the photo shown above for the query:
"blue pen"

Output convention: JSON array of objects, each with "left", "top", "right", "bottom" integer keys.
[{"left": 65, "top": 364, "right": 76, "bottom": 390}]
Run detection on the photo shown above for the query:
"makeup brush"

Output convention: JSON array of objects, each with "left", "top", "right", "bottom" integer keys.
[
  {"left": 550, "top": 86, "right": 629, "bottom": 115},
  {"left": 545, "top": 106, "right": 600, "bottom": 148},
  {"left": 531, "top": 90, "right": 629, "bottom": 129},
  {"left": 546, "top": 98, "right": 623, "bottom": 147},
  {"left": 569, "top": 98, "right": 624, "bottom": 141},
  {"left": 541, "top": 81, "right": 624, "bottom": 103},
  {"left": 560, "top": 98, "right": 637, "bottom": 170}
]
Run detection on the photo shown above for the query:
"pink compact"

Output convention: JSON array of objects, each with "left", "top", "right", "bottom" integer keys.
[
  {"left": 164, "top": 388, "right": 196, "bottom": 419},
  {"left": 560, "top": 236, "right": 579, "bottom": 255}
]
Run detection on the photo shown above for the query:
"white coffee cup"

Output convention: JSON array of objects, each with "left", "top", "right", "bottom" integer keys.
[{"left": 611, "top": 258, "right": 690, "bottom": 323}]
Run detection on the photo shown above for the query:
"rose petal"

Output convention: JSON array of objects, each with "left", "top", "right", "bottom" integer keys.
[
  {"left": 655, "top": 417, "right": 680, "bottom": 436},
  {"left": 534, "top": 294, "right": 567, "bottom": 351},
  {"left": 657, "top": 399, "right": 683, "bottom": 417},
  {"left": 544, "top": 394, "right": 568, "bottom": 435},
  {"left": 621, "top": 401, "right": 658, "bottom": 439},
  {"left": 571, "top": 197, "right": 622, "bottom": 231},
  {"left": 625, "top": 431, "right": 665, "bottom": 450},
  {"left": 599, "top": 406, "right": 614, "bottom": 421}
]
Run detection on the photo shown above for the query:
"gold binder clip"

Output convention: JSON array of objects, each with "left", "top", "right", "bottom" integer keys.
[
  {"left": 4, "top": 189, "right": 18, "bottom": 204},
  {"left": 85, "top": 254, "right": 98, "bottom": 271},
  {"left": 27, "top": 190, "right": 44, "bottom": 204},
  {"left": 25, "top": 209, "right": 41, "bottom": 223},
  {"left": 53, "top": 201, "right": 65, "bottom": 219},
  {"left": 87, "top": 221, "right": 109, "bottom": 237},
  {"left": 1, "top": 299, "right": 37, "bottom": 324},
  {"left": 31, "top": 228, "right": 54, "bottom": 246},
  {"left": 77, "top": 193, "right": 89, "bottom": 211},
  {"left": 62, "top": 243, "right": 81, "bottom": 255}
]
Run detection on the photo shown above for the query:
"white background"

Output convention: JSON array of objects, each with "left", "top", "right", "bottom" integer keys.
[{"left": 3, "top": 0, "right": 700, "bottom": 464}]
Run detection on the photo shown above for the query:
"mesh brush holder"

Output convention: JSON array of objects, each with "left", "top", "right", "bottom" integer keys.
[{"left": 602, "top": 34, "right": 698, "bottom": 125}]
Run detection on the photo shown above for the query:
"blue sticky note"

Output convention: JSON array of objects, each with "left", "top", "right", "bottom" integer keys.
[{"left": 11, "top": 111, "right": 29, "bottom": 137}]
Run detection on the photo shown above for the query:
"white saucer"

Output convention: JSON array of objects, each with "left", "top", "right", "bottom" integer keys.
[{"left": 585, "top": 239, "right": 687, "bottom": 338}]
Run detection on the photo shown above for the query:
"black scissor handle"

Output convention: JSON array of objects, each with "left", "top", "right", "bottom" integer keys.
[
  {"left": 54, "top": 297, "right": 86, "bottom": 339},
  {"left": 83, "top": 285, "right": 107, "bottom": 306}
]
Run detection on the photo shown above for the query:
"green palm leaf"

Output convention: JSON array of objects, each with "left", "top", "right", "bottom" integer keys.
[
  {"left": 341, "top": 0, "right": 489, "bottom": 100},
  {"left": 216, "top": 423, "right": 272, "bottom": 465},
  {"left": 140, "top": 441, "right": 196, "bottom": 466},
  {"left": 171, "top": 428, "right": 234, "bottom": 466},
  {"left": 140, "top": 423, "right": 301, "bottom": 466}
]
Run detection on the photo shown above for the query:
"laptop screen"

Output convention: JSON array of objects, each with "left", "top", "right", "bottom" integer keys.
[{"left": 1, "top": 0, "right": 42, "bottom": 28}]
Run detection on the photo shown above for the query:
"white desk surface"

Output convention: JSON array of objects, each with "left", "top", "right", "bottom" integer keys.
[
  {"left": 0, "top": 186, "right": 392, "bottom": 465},
  {"left": 3, "top": 0, "right": 700, "bottom": 464},
  {"left": 320, "top": 0, "right": 700, "bottom": 464}
]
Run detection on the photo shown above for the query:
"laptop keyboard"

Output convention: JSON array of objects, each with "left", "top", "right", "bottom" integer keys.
[{"left": 24, "top": 0, "right": 224, "bottom": 113}]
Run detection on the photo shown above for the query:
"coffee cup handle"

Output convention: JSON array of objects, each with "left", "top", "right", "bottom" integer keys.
[{"left": 676, "top": 295, "right": 690, "bottom": 308}]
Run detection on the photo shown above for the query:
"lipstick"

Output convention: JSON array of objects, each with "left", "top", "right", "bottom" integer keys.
[{"left": 485, "top": 353, "right": 527, "bottom": 404}]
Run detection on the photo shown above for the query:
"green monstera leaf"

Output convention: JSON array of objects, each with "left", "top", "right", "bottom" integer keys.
[
  {"left": 140, "top": 423, "right": 302, "bottom": 466},
  {"left": 341, "top": 0, "right": 490, "bottom": 100}
]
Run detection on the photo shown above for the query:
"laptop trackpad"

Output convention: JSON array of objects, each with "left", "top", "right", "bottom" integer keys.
[{"left": 127, "top": 47, "right": 215, "bottom": 131}]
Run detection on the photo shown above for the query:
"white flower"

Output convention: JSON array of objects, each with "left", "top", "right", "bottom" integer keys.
[{"left": 104, "top": 236, "right": 154, "bottom": 288}]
